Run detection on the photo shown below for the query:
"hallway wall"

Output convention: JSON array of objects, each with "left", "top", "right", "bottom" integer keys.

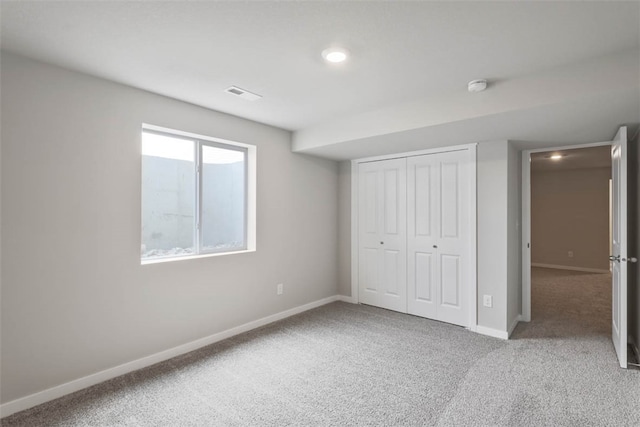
[{"left": 531, "top": 167, "right": 611, "bottom": 272}]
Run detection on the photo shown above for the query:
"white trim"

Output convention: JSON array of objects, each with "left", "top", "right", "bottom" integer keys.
[
  {"left": 524, "top": 140, "right": 614, "bottom": 155},
  {"left": 141, "top": 249, "right": 256, "bottom": 265},
  {"left": 0, "top": 295, "right": 340, "bottom": 419},
  {"left": 336, "top": 295, "right": 356, "bottom": 303},
  {"left": 476, "top": 315, "right": 523, "bottom": 340},
  {"left": 521, "top": 140, "right": 612, "bottom": 325},
  {"left": 531, "top": 263, "right": 610, "bottom": 274},
  {"left": 522, "top": 150, "right": 532, "bottom": 322},
  {"left": 350, "top": 160, "right": 359, "bottom": 304},
  {"left": 468, "top": 144, "right": 478, "bottom": 331},
  {"left": 508, "top": 315, "right": 523, "bottom": 338},
  {"left": 354, "top": 144, "right": 474, "bottom": 164},
  {"left": 246, "top": 143, "right": 257, "bottom": 252},
  {"left": 475, "top": 325, "right": 509, "bottom": 340},
  {"left": 142, "top": 123, "right": 255, "bottom": 150}
]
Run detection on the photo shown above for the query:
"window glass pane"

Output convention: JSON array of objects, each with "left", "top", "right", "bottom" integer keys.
[
  {"left": 201, "top": 145, "right": 246, "bottom": 252},
  {"left": 141, "top": 132, "right": 196, "bottom": 258}
]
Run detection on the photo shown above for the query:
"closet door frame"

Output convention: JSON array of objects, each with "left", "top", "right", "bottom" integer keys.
[{"left": 351, "top": 144, "right": 477, "bottom": 332}]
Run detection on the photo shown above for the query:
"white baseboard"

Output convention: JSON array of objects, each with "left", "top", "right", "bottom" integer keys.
[
  {"left": 336, "top": 295, "right": 356, "bottom": 303},
  {"left": 508, "top": 315, "right": 523, "bottom": 338},
  {"left": 476, "top": 315, "right": 523, "bottom": 340},
  {"left": 475, "top": 325, "right": 509, "bottom": 340},
  {"left": 0, "top": 295, "right": 340, "bottom": 419},
  {"left": 476, "top": 314, "right": 523, "bottom": 340},
  {"left": 531, "top": 263, "right": 609, "bottom": 274}
]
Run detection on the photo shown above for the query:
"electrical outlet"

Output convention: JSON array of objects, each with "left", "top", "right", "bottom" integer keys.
[
  {"left": 483, "top": 295, "right": 493, "bottom": 308},
  {"left": 276, "top": 283, "right": 283, "bottom": 295},
  {"left": 568, "top": 250, "right": 574, "bottom": 258}
]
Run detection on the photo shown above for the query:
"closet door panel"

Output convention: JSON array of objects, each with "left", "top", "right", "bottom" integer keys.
[
  {"left": 440, "top": 161, "right": 460, "bottom": 238},
  {"left": 360, "top": 248, "right": 379, "bottom": 292},
  {"left": 362, "top": 171, "right": 378, "bottom": 234},
  {"left": 435, "top": 150, "right": 469, "bottom": 327},
  {"left": 384, "top": 169, "right": 400, "bottom": 235},
  {"left": 358, "top": 163, "right": 381, "bottom": 307},
  {"left": 414, "top": 164, "right": 433, "bottom": 237},
  {"left": 358, "top": 158, "right": 407, "bottom": 313},
  {"left": 384, "top": 249, "right": 401, "bottom": 296},
  {"left": 378, "top": 159, "right": 407, "bottom": 312},
  {"left": 407, "top": 155, "right": 438, "bottom": 318},
  {"left": 414, "top": 251, "right": 434, "bottom": 302},
  {"left": 440, "top": 254, "right": 461, "bottom": 307}
]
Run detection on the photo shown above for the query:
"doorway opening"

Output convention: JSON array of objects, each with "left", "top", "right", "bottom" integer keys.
[
  {"left": 527, "top": 145, "right": 612, "bottom": 340},
  {"left": 522, "top": 142, "right": 612, "bottom": 332},
  {"left": 521, "top": 128, "right": 630, "bottom": 369}
]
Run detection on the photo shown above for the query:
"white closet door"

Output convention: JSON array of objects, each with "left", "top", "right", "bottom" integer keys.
[
  {"left": 407, "top": 150, "right": 469, "bottom": 327},
  {"left": 435, "top": 150, "right": 469, "bottom": 326},
  {"left": 407, "top": 154, "right": 439, "bottom": 319},
  {"left": 358, "top": 158, "right": 407, "bottom": 313}
]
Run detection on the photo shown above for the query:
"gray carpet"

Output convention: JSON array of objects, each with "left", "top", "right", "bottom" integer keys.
[{"left": 2, "top": 267, "right": 639, "bottom": 426}]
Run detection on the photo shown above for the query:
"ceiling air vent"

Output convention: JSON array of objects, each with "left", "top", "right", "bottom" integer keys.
[{"left": 224, "top": 86, "right": 262, "bottom": 101}]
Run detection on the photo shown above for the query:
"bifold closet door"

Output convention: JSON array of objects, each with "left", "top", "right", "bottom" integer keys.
[
  {"left": 358, "top": 158, "right": 407, "bottom": 313},
  {"left": 407, "top": 150, "right": 469, "bottom": 327}
]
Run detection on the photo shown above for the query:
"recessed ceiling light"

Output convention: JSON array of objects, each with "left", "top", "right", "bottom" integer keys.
[
  {"left": 550, "top": 154, "right": 563, "bottom": 160},
  {"left": 322, "top": 47, "right": 349, "bottom": 63},
  {"left": 468, "top": 79, "right": 488, "bottom": 92}
]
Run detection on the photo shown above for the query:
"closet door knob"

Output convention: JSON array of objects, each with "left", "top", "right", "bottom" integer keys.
[
  {"left": 433, "top": 245, "right": 438, "bottom": 248},
  {"left": 380, "top": 241, "right": 384, "bottom": 245}
]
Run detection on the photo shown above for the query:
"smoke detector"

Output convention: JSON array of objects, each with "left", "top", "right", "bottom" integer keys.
[
  {"left": 468, "top": 79, "right": 488, "bottom": 93},
  {"left": 225, "top": 86, "right": 262, "bottom": 101}
]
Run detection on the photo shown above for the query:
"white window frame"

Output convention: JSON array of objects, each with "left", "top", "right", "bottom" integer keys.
[{"left": 141, "top": 124, "right": 257, "bottom": 265}]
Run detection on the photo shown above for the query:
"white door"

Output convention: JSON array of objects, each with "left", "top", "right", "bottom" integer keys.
[
  {"left": 358, "top": 158, "right": 407, "bottom": 312},
  {"left": 407, "top": 154, "right": 439, "bottom": 320},
  {"left": 611, "top": 126, "right": 627, "bottom": 368},
  {"left": 407, "top": 150, "right": 469, "bottom": 327}
]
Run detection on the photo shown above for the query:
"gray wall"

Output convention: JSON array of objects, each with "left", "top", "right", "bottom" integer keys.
[
  {"left": 0, "top": 53, "right": 339, "bottom": 404},
  {"left": 477, "top": 141, "right": 511, "bottom": 331},
  {"left": 531, "top": 167, "right": 611, "bottom": 271}
]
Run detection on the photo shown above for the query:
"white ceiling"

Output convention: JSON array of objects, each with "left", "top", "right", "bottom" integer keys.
[{"left": 1, "top": 1, "right": 639, "bottom": 160}]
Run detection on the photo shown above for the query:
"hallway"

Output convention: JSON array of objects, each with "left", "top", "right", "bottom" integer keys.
[{"left": 523, "top": 267, "right": 611, "bottom": 339}]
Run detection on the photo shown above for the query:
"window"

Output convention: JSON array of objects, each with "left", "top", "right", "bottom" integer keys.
[{"left": 141, "top": 125, "right": 255, "bottom": 262}]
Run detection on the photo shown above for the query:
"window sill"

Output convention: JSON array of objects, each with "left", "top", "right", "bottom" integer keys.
[{"left": 141, "top": 249, "right": 255, "bottom": 265}]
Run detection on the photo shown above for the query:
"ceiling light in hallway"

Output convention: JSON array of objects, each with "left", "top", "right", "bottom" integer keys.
[{"left": 322, "top": 47, "right": 349, "bottom": 63}]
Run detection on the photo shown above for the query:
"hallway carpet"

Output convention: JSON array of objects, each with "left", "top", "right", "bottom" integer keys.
[{"left": 2, "top": 268, "right": 639, "bottom": 426}]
